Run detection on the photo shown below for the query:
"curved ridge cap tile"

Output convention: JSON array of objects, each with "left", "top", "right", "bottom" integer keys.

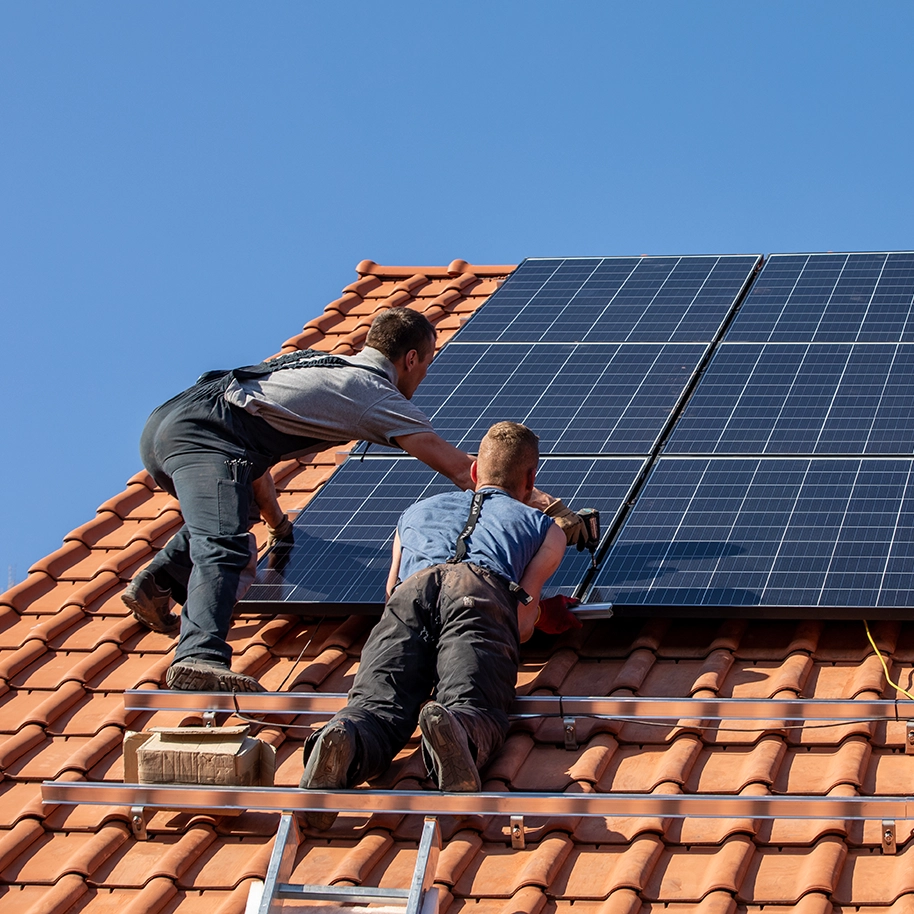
[
  {"left": 611, "top": 648, "right": 657, "bottom": 693},
  {"left": 391, "top": 274, "right": 429, "bottom": 294},
  {"left": 55, "top": 725, "right": 124, "bottom": 777},
  {"left": 61, "top": 641, "right": 123, "bottom": 686},
  {"left": 435, "top": 829, "right": 483, "bottom": 888},
  {"left": 447, "top": 259, "right": 469, "bottom": 276},
  {"left": 767, "top": 652, "right": 814, "bottom": 696},
  {"left": 25, "top": 604, "right": 86, "bottom": 645},
  {"left": 126, "top": 469, "right": 156, "bottom": 490},
  {"left": 280, "top": 329, "right": 327, "bottom": 352},
  {"left": 27, "top": 540, "right": 91, "bottom": 580},
  {"left": 119, "top": 877, "right": 178, "bottom": 913},
  {"left": 19, "top": 873, "right": 88, "bottom": 914},
  {"left": 343, "top": 275, "right": 383, "bottom": 297},
  {"left": 93, "top": 540, "right": 155, "bottom": 579},
  {"left": 62, "top": 513, "right": 124, "bottom": 548},
  {"left": 61, "top": 571, "right": 122, "bottom": 612},
  {"left": 567, "top": 733, "right": 619, "bottom": 784},
  {"left": 59, "top": 821, "right": 132, "bottom": 878},
  {"left": 1, "top": 572, "right": 55, "bottom": 612},
  {"left": 443, "top": 273, "right": 479, "bottom": 292},
  {"left": 96, "top": 484, "right": 157, "bottom": 520},
  {"left": 515, "top": 832, "right": 575, "bottom": 891},
  {"left": 24, "top": 681, "right": 87, "bottom": 729},
  {"left": 147, "top": 822, "right": 217, "bottom": 882},
  {"left": 690, "top": 647, "right": 737, "bottom": 694},
  {"left": 524, "top": 648, "right": 579, "bottom": 693},
  {"left": 0, "top": 640, "right": 48, "bottom": 683},
  {"left": 0, "top": 723, "right": 47, "bottom": 771},
  {"left": 328, "top": 830, "right": 394, "bottom": 885},
  {"left": 786, "top": 619, "right": 825, "bottom": 655},
  {"left": 850, "top": 653, "right": 892, "bottom": 697}
]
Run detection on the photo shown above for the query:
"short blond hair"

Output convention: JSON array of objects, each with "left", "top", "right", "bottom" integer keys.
[{"left": 477, "top": 422, "right": 540, "bottom": 490}]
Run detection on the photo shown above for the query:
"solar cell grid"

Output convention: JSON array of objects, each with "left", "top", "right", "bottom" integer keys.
[
  {"left": 457, "top": 255, "right": 760, "bottom": 343},
  {"left": 727, "top": 252, "right": 914, "bottom": 343},
  {"left": 666, "top": 342, "right": 914, "bottom": 455},
  {"left": 407, "top": 342, "right": 705, "bottom": 454},
  {"left": 590, "top": 457, "right": 914, "bottom": 609},
  {"left": 244, "top": 457, "right": 644, "bottom": 605}
]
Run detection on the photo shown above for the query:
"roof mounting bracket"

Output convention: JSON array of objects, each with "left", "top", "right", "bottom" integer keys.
[
  {"left": 510, "top": 815, "right": 525, "bottom": 849},
  {"left": 906, "top": 722, "right": 914, "bottom": 754},
  {"left": 563, "top": 716, "right": 578, "bottom": 751},
  {"left": 883, "top": 819, "right": 897, "bottom": 855},
  {"left": 129, "top": 806, "right": 147, "bottom": 841},
  {"left": 250, "top": 813, "right": 441, "bottom": 914},
  {"left": 202, "top": 710, "right": 216, "bottom": 728}
]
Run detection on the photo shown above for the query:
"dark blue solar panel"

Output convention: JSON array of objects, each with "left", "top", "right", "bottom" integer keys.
[
  {"left": 457, "top": 255, "right": 760, "bottom": 343},
  {"left": 665, "top": 343, "right": 914, "bottom": 455},
  {"left": 726, "top": 252, "right": 914, "bottom": 343},
  {"left": 406, "top": 342, "right": 706, "bottom": 454},
  {"left": 244, "top": 457, "right": 644, "bottom": 605},
  {"left": 589, "top": 457, "right": 914, "bottom": 608}
]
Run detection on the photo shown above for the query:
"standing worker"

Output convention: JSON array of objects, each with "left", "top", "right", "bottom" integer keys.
[
  {"left": 300, "top": 421, "right": 582, "bottom": 827},
  {"left": 125, "top": 309, "right": 586, "bottom": 692}
]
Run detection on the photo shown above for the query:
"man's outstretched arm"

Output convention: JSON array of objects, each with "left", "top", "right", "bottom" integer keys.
[
  {"left": 395, "top": 431, "right": 475, "bottom": 490},
  {"left": 516, "top": 523, "right": 567, "bottom": 642}
]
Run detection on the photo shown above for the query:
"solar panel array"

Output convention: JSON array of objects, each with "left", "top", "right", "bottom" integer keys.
[
  {"left": 592, "top": 252, "right": 914, "bottom": 614},
  {"left": 245, "top": 254, "right": 760, "bottom": 608},
  {"left": 245, "top": 251, "right": 914, "bottom": 615}
]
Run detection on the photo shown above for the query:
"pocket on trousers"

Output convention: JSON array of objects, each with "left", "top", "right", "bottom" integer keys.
[{"left": 216, "top": 478, "right": 252, "bottom": 536}]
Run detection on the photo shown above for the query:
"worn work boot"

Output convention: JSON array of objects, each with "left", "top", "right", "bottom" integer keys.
[
  {"left": 165, "top": 658, "right": 265, "bottom": 692},
  {"left": 418, "top": 701, "right": 481, "bottom": 792},
  {"left": 122, "top": 569, "right": 180, "bottom": 634},
  {"left": 299, "top": 720, "right": 357, "bottom": 830}
]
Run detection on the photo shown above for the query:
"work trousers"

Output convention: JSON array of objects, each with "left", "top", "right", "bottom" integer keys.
[
  {"left": 310, "top": 562, "right": 521, "bottom": 784},
  {"left": 139, "top": 377, "right": 312, "bottom": 666}
]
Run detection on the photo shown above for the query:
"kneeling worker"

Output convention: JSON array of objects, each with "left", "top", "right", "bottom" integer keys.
[{"left": 300, "top": 421, "right": 581, "bottom": 828}]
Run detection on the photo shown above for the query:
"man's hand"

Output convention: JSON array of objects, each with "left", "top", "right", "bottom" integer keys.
[
  {"left": 534, "top": 595, "right": 582, "bottom": 635},
  {"left": 544, "top": 499, "right": 587, "bottom": 547},
  {"left": 266, "top": 515, "right": 295, "bottom": 572}
]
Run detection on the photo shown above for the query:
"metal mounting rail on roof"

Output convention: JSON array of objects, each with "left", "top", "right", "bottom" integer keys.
[
  {"left": 123, "top": 689, "right": 914, "bottom": 721},
  {"left": 40, "top": 781, "right": 914, "bottom": 821}
]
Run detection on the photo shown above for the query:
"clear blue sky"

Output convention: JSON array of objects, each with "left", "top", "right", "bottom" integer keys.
[{"left": 2, "top": 2, "right": 913, "bottom": 583}]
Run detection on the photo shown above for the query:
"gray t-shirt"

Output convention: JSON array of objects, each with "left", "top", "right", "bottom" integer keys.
[{"left": 222, "top": 347, "right": 435, "bottom": 447}]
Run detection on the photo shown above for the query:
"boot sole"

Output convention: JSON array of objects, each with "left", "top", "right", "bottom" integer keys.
[
  {"left": 122, "top": 591, "right": 180, "bottom": 634},
  {"left": 166, "top": 661, "right": 265, "bottom": 692},
  {"left": 419, "top": 703, "right": 481, "bottom": 792},
  {"left": 299, "top": 725, "right": 354, "bottom": 830}
]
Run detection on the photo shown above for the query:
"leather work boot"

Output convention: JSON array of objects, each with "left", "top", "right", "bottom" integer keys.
[
  {"left": 165, "top": 658, "right": 265, "bottom": 692},
  {"left": 418, "top": 701, "right": 481, "bottom": 792},
  {"left": 299, "top": 720, "right": 357, "bottom": 830},
  {"left": 122, "top": 569, "right": 180, "bottom": 634}
]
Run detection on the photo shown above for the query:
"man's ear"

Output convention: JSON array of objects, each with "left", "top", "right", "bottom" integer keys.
[
  {"left": 470, "top": 460, "right": 479, "bottom": 486},
  {"left": 404, "top": 348, "right": 419, "bottom": 370}
]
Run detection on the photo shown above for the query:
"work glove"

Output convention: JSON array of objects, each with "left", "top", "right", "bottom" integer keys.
[
  {"left": 534, "top": 595, "right": 582, "bottom": 635},
  {"left": 266, "top": 515, "right": 295, "bottom": 572},
  {"left": 544, "top": 498, "right": 587, "bottom": 547}
]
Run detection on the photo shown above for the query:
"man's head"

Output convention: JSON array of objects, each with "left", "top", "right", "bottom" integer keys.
[
  {"left": 473, "top": 421, "right": 540, "bottom": 501},
  {"left": 365, "top": 308, "right": 437, "bottom": 398}
]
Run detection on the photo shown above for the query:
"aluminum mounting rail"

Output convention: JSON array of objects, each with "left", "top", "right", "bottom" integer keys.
[
  {"left": 123, "top": 689, "right": 914, "bottom": 722},
  {"left": 40, "top": 781, "right": 914, "bottom": 820}
]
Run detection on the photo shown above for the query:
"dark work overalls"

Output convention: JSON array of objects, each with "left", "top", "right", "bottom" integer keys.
[
  {"left": 139, "top": 351, "right": 387, "bottom": 667},
  {"left": 306, "top": 492, "right": 534, "bottom": 784}
]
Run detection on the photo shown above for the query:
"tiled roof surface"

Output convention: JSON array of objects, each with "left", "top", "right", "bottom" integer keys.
[{"left": 2, "top": 258, "right": 913, "bottom": 913}]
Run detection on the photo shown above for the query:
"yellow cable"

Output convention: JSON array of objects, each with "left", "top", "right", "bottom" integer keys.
[{"left": 864, "top": 619, "right": 914, "bottom": 702}]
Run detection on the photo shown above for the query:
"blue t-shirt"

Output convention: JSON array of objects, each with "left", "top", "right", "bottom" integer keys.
[{"left": 397, "top": 486, "right": 555, "bottom": 584}]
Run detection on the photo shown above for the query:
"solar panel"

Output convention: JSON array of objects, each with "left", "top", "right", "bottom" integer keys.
[
  {"left": 665, "top": 342, "right": 914, "bottom": 455},
  {"left": 726, "top": 252, "right": 914, "bottom": 343},
  {"left": 458, "top": 255, "right": 761, "bottom": 343},
  {"left": 399, "top": 342, "right": 707, "bottom": 455},
  {"left": 244, "top": 457, "right": 645, "bottom": 606},
  {"left": 589, "top": 456, "right": 914, "bottom": 611}
]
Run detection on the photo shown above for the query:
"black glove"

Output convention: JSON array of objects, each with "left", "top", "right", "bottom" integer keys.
[
  {"left": 535, "top": 595, "right": 582, "bottom": 635},
  {"left": 266, "top": 515, "right": 295, "bottom": 572}
]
